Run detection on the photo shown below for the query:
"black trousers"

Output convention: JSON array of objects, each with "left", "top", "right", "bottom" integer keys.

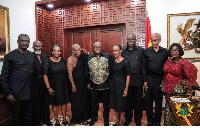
[
  {"left": 10, "top": 99, "right": 32, "bottom": 126},
  {"left": 32, "top": 77, "right": 50, "bottom": 125},
  {"left": 125, "top": 86, "right": 143, "bottom": 123},
  {"left": 90, "top": 89, "right": 110, "bottom": 122},
  {"left": 145, "top": 76, "right": 163, "bottom": 123}
]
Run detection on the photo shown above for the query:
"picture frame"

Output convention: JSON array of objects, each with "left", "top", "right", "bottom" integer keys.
[
  {"left": 167, "top": 12, "right": 200, "bottom": 62},
  {"left": 0, "top": 5, "right": 10, "bottom": 60}
]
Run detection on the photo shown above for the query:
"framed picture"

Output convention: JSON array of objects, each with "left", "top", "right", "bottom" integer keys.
[
  {"left": 167, "top": 12, "right": 200, "bottom": 62},
  {"left": 0, "top": 5, "right": 10, "bottom": 60}
]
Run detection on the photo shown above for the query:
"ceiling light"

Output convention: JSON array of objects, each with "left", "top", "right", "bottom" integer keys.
[
  {"left": 47, "top": 3, "right": 54, "bottom": 9},
  {"left": 85, "top": 0, "right": 91, "bottom": 2}
]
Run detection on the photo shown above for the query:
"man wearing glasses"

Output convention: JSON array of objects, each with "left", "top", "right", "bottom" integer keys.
[
  {"left": 122, "top": 33, "right": 145, "bottom": 126},
  {"left": 143, "top": 33, "right": 168, "bottom": 126},
  {"left": 87, "top": 42, "right": 113, "bottom": 126}
]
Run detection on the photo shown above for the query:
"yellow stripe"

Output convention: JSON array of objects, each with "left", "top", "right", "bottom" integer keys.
[{"left": 148, "top": 40, "right": 152, "bottom": 47}]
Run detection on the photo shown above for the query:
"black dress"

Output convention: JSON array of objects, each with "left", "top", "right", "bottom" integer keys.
[
  {"left": 110, "top": 59, "right": 130, "bottom": 112},
  {"left": 70, "top": 58, "right": 90, "bottom": 123},
  {"left": 43, "top": 57, "right": 70, "bottom": 106}
]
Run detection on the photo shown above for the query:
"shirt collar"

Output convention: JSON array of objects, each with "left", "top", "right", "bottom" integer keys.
[
  {"left": 123, "top": 45, "right": 140, "bottom": 51},
  {"left": 149, "top": 46, "right": 163, "bottom": 51},
  {"left": 91, "top": 52, "right": 104, "bottom": 57}
]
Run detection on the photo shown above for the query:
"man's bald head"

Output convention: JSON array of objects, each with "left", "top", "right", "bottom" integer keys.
[
  {"left": 93, "top": 42, "right": 102, "bottom": 55},
  {"left": 127, "top": 33, "right": 136, "bottom": 40},
  {"left": 151, "top": 33, "right": 161, "bottom": 49},
  {"left": 33, "top": 41, "right": 42, "bottom": 54},
  {"left": 33, "top": 41, "right": 42, "bottom": 46},
  {"left": 126, "top": 33, "right": 137, "bottom": 50}
]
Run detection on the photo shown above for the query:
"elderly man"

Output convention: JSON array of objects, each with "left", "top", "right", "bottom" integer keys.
[
  {"left": 32, "top": 41, "right": 51, "bottom": 126},
  {"left": 87, "top": 42, "right": 113, "bottom": 126},
  {"left": 143, "top": 33, "right": 168, "bottom": 126},
  {"left": 1, "top": 34, "right": 35, "bottom": 125},
  {"left": 122, "top": 33, "right": 145, "bottom": 126}
]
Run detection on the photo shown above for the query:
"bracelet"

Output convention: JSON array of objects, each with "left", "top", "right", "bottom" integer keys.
[{"left": 124, "top": 89, "right": 128, "bottom": 92}]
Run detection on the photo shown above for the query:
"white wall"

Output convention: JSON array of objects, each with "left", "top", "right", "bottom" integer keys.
[
  {"left": 0, "top": 0, "right": 40, "bottom": 73},
  {"left": 146, "top": 0, "right": 200, "bottom": 48},
  {"left": 0, "top": 0, "right": 200, "bottom": 72}
]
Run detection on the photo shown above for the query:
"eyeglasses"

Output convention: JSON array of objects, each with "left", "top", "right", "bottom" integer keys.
[
  {"left": 171, "top": 49, "right": 179, "bottom": 52},
  {"left": 93, "top": 46, "right": 102, "bottom": 49}
]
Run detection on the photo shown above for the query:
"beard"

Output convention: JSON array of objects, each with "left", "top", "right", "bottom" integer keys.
[{"left": 35, "top": 49, "right": 42, "bottom": 54}]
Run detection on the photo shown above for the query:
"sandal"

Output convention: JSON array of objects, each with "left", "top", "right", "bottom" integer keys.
[{"left": 80, "top": 121, "right": 90, "bottom": 125}]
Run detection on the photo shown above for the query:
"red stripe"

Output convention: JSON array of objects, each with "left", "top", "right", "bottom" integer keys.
[{"left": 145, "top": 17, "right": 151, "bottom": 48}]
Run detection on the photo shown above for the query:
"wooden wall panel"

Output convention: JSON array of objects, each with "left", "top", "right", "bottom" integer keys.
[{"left": 36, "top": 0, "right": 146, "bottom": 55}]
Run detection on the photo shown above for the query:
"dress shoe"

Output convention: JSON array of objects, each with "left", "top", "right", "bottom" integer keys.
[
  {"left": 62, "top": 121, "right": 70, "bottom": 126},
  {"left": 147, "top": 122, "right": 154, "bottom": 126},
  {"left": 46, "top": 122, "right": 53, "bottom": 126},
  {"left": 123, "top": 120, "right": 130, "bottom": 126},
  {"left": 104, "top": 121, "right": 109, "bottom": 126},
  {"left": 55, "top": 123, "right": 60, "bottom": 126},
  {"left": 154, "top": 122, "right": 161, "bottom": 126},
  {"left": 135, "top": 121, "right": 141, "bottom": 126},
  {"left": 89, "top": 120, "right": 97, "bottom": 126}
]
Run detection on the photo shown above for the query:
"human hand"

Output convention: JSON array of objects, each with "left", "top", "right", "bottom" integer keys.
[
  {"left": 87, "top": 84, "right": 90, "bottom": 89},
  {"left": 48, "top": 88, "right": 54, "bottom": 96},
  {"left": 72, "top": 86, "right": 76, "bottom": 93},
  {"left": 81, "top": 49, "right": 89, "bottom": 54},
  {"left": 7, "top": 95, "right": 16, "bottom": 105},
  {"left": 123, "top": 90, "right": 128, "bottom": 97},
  {"left": 144, "top": 82, "right": 148, "bottom": 91}
]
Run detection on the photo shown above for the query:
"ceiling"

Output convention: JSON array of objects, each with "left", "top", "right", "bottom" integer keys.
[{"left": 36, "top": 0, "right": 107, "bottom": 10}]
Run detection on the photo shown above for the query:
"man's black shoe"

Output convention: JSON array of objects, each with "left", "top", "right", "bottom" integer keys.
[
  {"left": 46, "top": 122, "right": 53, "bottom": 126},
  {"left": 123, "top": 120, "right": 130, "bottom": 126},
  {"left": 135, "top": 121, "right": 141, "bottom": 126},
  {"left": 89, "top": 120, "right": 96, "bottom": 126},
  {"left": 154, "top": 122, "right": 161, "bottom": 126},
  {"left": 147, "top": 122, "right": 154, "bottom": 126},
  {"left": 104, "top": 121, "right": 109, "bottom": 126}
]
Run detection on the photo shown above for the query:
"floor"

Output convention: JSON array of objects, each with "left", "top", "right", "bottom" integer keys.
[{"left": 50, "top": 103, "right": 165, "bottom": 126}]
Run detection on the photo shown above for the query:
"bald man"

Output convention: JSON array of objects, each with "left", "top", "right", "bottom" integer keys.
[
  {"left": 67, "top": 44, "right": 90, "bottom": 125},
  {"left": 32, "top": 41, "right": 51, "bottom": 126},
  {"left": 143, "top": 33, "right": 168, "bottom": 126},
  {"left": 87, "top": 42, "right": 113, "bottom": 126},
  {"left": 122, "top": 33, "right": 145, "bottom": 126}
]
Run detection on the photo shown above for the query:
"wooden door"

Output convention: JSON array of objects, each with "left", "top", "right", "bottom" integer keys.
[
  {"left": 97, "top": 25, "right": 125, "bottom": 55},
  {"left": 64, "top": 28, "right": 96, "bottom": 59},
  {"left": 64, "top": 24, "right": 125, "bottom": 59}
]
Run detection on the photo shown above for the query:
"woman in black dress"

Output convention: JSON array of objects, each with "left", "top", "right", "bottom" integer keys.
[
  {"left": 43, "top": 45, "right": 70, "bottom": 126},
  {"left": 110, "top": 45, "right": 130, "bottom": 126},
  {"left": 67, "top": 44, "right": 90, "bottom": 125}
]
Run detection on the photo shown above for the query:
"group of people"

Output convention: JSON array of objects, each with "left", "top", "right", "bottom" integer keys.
[{"left": 1, "top": 32, "right": 197, "bottom": 126}]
